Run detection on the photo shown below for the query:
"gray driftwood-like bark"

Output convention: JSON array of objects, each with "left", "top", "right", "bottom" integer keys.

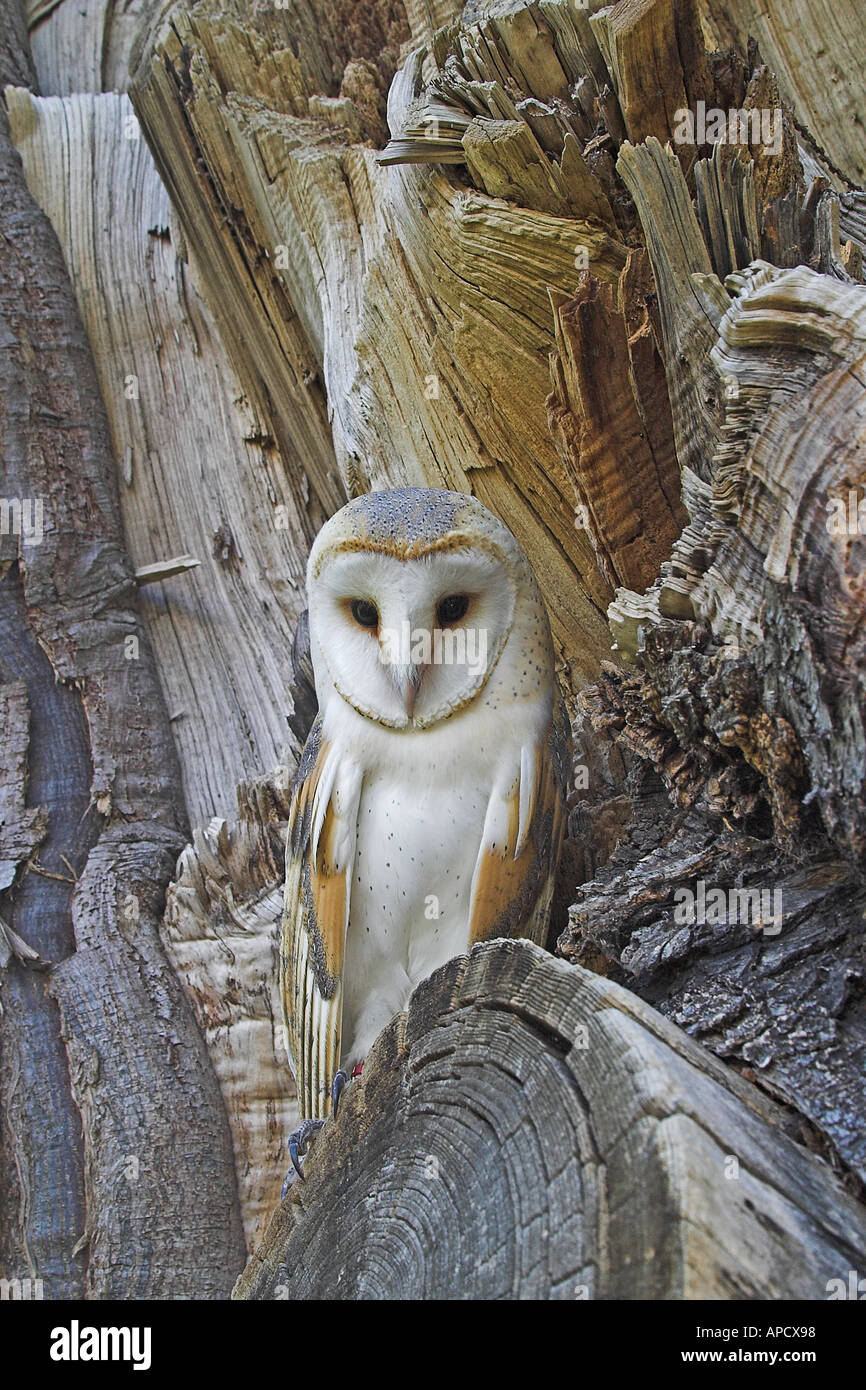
[
  {"left": 7, "top": 0, "right": 866, "bottom": 1297},
  {"left": 234, "top": 939, "right": 866, "bottom": 1300},
  {"left": 565, "top": 146, "right": 866, "bottom": 1190},
  {"left": 0, "top": 0, "right": 245, "bottom": 1297}
]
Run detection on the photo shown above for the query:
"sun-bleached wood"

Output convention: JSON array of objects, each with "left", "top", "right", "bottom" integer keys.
[
  {"left": 701, "top": 0, "right": 866, "bottom": 188},
  {"left": 128, "top": 0, "right": 629, "bottom": 687},
  {"left": 9, "top": 0, "right": 866, "bottom": 1295},
  {"left": 7, "top": 86, "right": 321, "bottom": 825},
  {"left": 235, "top": 940, "right": 866, "bottom": 1300}
]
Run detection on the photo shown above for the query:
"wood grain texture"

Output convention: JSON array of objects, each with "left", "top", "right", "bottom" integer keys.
[
  {"left": 616, "top": 137, "right": 723, "bottom": 488},
  {"left": 0, "top": 681, "right": 47, "bottom": 895},
  {"left": 9, "top": 0, "right": 866, "bottom": 1296},
  {"left": 127, "top": 0, "right": 634, "bottom": 687},
  {"left": 0, "top": 595, "right": 94, "bottom": 1297},
  {"left": 609, "top": 261, "right": 866, "bottom": 871},
  {"left": 701, "top": 0, "right": 866, "bottom": 188},
  {"left": 159, "top": 621, "right": 322, "bottom": 1249},
  {"left": 571, "top": 121, "right": 866, "bottom": 1187},
  {"left": 547, "top": 252, "right": 687, "bottom": 592},
  {"left": 563, "top": 786, "right": 866, "bottom": 1185},
  {"left": 164, "top": 773, "right": 300, "bottom": 1251},
  {"left": 0, "top": 0, "right": 245, "bottom": 1296},
  {"left": 590, "top": 0, "right": 711, "bottom": 160},
  {"left": 235, "top": 939, "right": 866, "bottom": 1300},
  {"left": 26, "top": 0, "right": 161, "bottom": 96},
  {"left": 7, "top": 85, "right": 324, "bottom": 825}
]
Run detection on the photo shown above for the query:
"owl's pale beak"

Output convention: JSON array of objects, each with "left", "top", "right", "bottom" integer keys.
[{"left": 391, "top": 663, "right": 426, "bottom": 717}]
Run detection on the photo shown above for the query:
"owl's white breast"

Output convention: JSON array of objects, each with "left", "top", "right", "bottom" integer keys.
[
  {"left": 319, "top": 680, "right": 545, "bottom": 1069},
  {"left": 309, "top": 557, "right": 557, "bottom": 1068}
]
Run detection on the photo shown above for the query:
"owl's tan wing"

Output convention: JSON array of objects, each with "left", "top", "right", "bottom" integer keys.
[
  {"left": 468, "top": 691, "right": 570, "bottom": 946},
  {"left": 280, "top": 717, "right": 363, "bottom": 1119}
]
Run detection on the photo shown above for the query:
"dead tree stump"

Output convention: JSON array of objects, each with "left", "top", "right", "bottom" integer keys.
[{"left": 235, "top": 940, "right": 866, "bottom": 1300}]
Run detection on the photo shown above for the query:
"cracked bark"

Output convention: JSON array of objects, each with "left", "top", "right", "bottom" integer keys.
[
  {"left": 6, "top": 0, "right": 866, "bottom": 1299},
  {"left": 235, "top": 940, "right": 866, "bottom": 1300},
  {"left": 0, "top": 0, "right": 245, "bottom": 1298}
]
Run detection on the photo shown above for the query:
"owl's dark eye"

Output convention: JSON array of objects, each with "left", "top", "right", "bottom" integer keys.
[
  {"left": 350, "top": 598, "right": 379, "bottom": 628},
  {"left": 437, "top": 593, "right": 469, "bottom": 626}
]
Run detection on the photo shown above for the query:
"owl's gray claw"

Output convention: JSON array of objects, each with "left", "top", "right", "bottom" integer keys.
[
  {"left": 331, "top": 1069, "right": 349, "bottom": 1116},
  {"left": 283, "top": 1118, "right": 325, "bottom": 1193}
]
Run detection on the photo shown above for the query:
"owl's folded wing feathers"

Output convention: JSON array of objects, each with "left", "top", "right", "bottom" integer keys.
[
  {"left": 468, "top": 695, "right": 570, "bottom": 946},
  {"left": 280, "top": 717, "right": 363, "bottom": 1119}
]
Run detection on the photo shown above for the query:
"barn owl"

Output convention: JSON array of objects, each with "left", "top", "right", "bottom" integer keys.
[{"left": 281, "top": 488, "right": 569, "bottom": 1171}]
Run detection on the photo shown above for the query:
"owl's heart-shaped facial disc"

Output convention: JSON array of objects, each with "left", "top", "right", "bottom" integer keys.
[{"left": 309, "top": 544, "right": 516, "bottom": 729}]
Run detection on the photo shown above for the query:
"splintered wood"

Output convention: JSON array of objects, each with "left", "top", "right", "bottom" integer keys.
[
  {"left": 235, "top": 941, "right": 866, "bottom": 1299},
  {"left": 15, "top": 0, "right": 866, "bottom": 1282}
]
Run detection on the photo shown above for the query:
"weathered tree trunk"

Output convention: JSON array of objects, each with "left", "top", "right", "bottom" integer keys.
[
  {"left": 235, "top": 940, "right": 866, "bottom": 1300},
  {"left": 0, "top": 0, "right": 244, "bottom": 1298},
  {"left": 3, "top": 0, "right": 866, "bottom": 1297}
]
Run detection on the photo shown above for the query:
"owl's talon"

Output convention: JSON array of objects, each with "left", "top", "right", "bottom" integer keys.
[
  {"left": 283, "top": 1118, "right": 325, "bottom": 1192},
  {"left": 331, "top": 1069, "right": 349, "bottom": 1116}
]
